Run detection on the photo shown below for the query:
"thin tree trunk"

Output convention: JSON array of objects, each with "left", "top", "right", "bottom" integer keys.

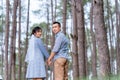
[
  {"left": 106, "top": 0, "right": 114, "bottom": 74},
  {"left": 10, "top": 0, "right": 18, "bottom": 80},
  {"left": 76, "top": 0, "right": 86, "bottom": 79},
  {"left": 46, "top": 3, "right": 50, "bottom": 50},
  {"left": 23, "top": 0, "right": 30, "bottom": 80},
  {"left": 51, "top": 0, "right": 55, "bottom": 49},
  {"left": 71, "top": 0, "right": 79, "bottom": 79},
  {"left": 1, "top": 0, "right": 4, "bottom": 76},
  {"left": 62, "top": 0, "right": 67, "bottom": 35},
  {"left": 4, "top": 0, "right": 10, "bottom": 80},
  {"left": 1, "top": 47, "right": 4, "bottom": 75},
  {"left": 54, "top": 0, "right": 57, "bottom": 21},
  {"left": 90, "top": 0, "right": 97, "bottom": 78},
  {"left": 18, "top": 0, "right": 22, "bottom": 80},
  {"left": 51, "top": 0, "right": 54, "bottom": 22},
  {"left": 93, "top": 0, "right": 110, "bottom": 78},
  {"left": 45, "top": 2, "right": 50, "bottom": 80},
  {"left": 85, "top": 31, "right": 89, "bottom": 78},
  {"left": 115, "top": 0, "right": 120, "bottom": 74},
  {"left": 109, "top": 5, "right": 115, "bottom": 74},
  {"left": 50, "top": 0, "right": 54, "bottom": 80}
]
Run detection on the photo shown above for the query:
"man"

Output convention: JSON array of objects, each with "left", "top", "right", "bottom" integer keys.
[{"left": 48, "top": 22, "right": 69, "bottom": 80}]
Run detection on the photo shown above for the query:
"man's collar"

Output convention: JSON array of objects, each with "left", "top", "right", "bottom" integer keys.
[{"left": 55, "top": 31, "right": 61, "bottom": 37}]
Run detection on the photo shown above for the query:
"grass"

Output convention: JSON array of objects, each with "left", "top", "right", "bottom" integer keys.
[{"left": 68, "top": 75, "right": 120, "bottom": 80}]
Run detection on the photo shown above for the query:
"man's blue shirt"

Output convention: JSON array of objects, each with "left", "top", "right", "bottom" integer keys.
[{"left": 52, "top": 31, "right": 69, "bottom": 60}]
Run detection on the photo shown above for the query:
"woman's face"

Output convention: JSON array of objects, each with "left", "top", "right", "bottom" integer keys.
[{"left": 34, "top": 30, "right": 42, "bottom": 38}]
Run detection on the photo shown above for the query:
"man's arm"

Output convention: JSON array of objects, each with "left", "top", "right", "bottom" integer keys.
[{"left": 47, "top": 52, "right": 55, "bottom": 65}]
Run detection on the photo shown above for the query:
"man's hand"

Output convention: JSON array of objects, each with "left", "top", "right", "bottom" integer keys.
[
  {"left": 47, "top": 58, "right": 52, "bottom": 66},
  {"left": 47, "top": 52, "right": 55, "bottom": 66}
]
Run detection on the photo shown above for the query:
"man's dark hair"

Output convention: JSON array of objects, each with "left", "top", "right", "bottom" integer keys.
[{"left": 53, "top": 21, "right": 61, "bottom": 27}]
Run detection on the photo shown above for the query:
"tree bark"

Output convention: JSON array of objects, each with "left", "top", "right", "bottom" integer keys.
[
  {"left": 11, "top": 0, "right": 18, "bottom": 80},
  {"left": 46, "top": 3, "right": 50, "bottom": 50},
  {"left": 109, "top": 4, "right": 116, "bottom": 74},
  {"left": 62, "top": 0, "right": 67, "bottom": 35},
  {"left": 76, "top": 0, "right": 86, "bottom": 79},
  {"left": 90, "top": 0, "right": 97, "bottom": 78},
  {"left": 4, "top": 0, "right": 10, "bottom": 80},
  {"left": 115, "top": 0, "right": 120, "bottom": 75},
  {"left": 93, "top": 0, "right": 110, "bottom": 77},
  {"left": 54, "top": 0, "right": 57, "bottom": 21},
  {"left": 51, "top": 0, "right": 55, "bottom": 49},
  {"left": 71, "top": 0, "right": 79, "bottom": 79},
  {"left": 18, "top": 0, "right": 22, "bottom": 80},
  {"left": 106, "top": 0, "right": 114, "bottom": 74},
  {"left": 45, "top": 2, "right": 50, "bottom": 80},
  {"left": 50, "top": 1, "right": 54, "bottom": 80},
  {"left": 23, "top": 0, "right": 30, "bottom": 80}
]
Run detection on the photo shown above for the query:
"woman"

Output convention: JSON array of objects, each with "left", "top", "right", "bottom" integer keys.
[{"left": 25, "top": 26, "right": 49, "bottom": 80}]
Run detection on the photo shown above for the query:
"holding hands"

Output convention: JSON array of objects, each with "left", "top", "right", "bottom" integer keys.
[
  {"left": 47, "top": 58, "right": 52, "bottom": 66},
  {"left": 47, "top": 52, "right": 55, "bottom": 66}
]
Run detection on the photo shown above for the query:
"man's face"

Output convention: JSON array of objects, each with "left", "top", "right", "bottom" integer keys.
[{"left": 52, "top": 23, "right": 61, "bottom": 34}]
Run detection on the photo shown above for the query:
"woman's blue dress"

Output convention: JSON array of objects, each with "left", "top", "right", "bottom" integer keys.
[{"left": 25, "top": 35, "right": 49, "bottom": 78}]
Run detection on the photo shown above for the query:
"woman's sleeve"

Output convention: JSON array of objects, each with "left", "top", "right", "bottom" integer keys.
[{"left": 38, "top": 39, "right": 49, "bottom": 59}]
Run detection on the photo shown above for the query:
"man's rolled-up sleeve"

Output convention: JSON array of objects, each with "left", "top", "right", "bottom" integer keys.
[{"left": 52, "top": 36, "right": 63, "bottom": 53}]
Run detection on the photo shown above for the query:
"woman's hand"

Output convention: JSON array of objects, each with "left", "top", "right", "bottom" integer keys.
[{"left": 47, "top": 58, "right": 52, "bottom": 66}]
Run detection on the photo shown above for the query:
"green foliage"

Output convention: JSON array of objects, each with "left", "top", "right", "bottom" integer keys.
[
  {"left": 67, "top": 1, "right": 72, "bottom": 18},
  {"left": 32, "top": 9, "right": 42, "bottom": 17},
  {"left": 0, "top": 6, "right": 2, "bottom": 10},
  {"left": 0, "top": 10, "right": 5, "bottom": 33},
  {"left": 83, "top": 0, "right": 91, "bottom": 5},
  {"left": 0, "top": 20, "right": 4, "bottom": 33},
  {"left": 39, "top": 22, "right": 47, "bottom": 30},
  {"left": 0, "top": 26, "right": 2, "bottom": 33},
  {"left": 56, "top": 0, "right": 71, "bottom": 22},
  {"left": 30, "top": 22, "right": 47, "bottom": 32}
]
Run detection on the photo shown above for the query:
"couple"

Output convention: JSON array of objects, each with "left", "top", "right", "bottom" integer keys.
[{"left": 25, "top": 22, "right": 69, "bottom": 80}]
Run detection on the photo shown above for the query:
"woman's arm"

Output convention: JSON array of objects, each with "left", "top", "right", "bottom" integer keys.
[{"left": 38, "top": 39, "right": 49, "bottom": 59}]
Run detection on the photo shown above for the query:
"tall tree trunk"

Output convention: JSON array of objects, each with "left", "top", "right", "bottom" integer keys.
[
  {"left": 106, "top": 0, "right": 114, "bottom": 74},
  {"left": 46, "top": 3, "right": 50, "bottom": 50},
  {"left": 18, "top": 0, "right": 22, "bottom": 80},
  {"left": 45, "top": 2, "right": 50, "bottom": 80},
  {"left": 23, "top": 0, "right": 30, "bottom": 80},
  {"left": 10, "top": 0, "right": 18, "bottom": 80},
  {"left": 93, "top": 0, "right": 110, "bottom": 78},
  {"left": 51, "top": 0, "right": 54, "bottom": 23},
  {"left": 8, "top": 0, "right": 18, "bottom": 80},
  {"left": 1, "top": 47, "right": 4, "bottom": 74},
  {"left": 110, "top": 11, "right": 115, "bottom": 75},
  {"left": 85, "top": 31, "right": 89, "bottom": 78},
  {"left": 4, "top": 0, "right": 10, "bottom": 80},
  {"left": 90, "top": 0, "right": 97, "bottom": 78},
  {"left": 51, "top": 0, "right": 55, "bottom": 49},
  {"left": 50, "top": 0, "right": 54, "bottom": 80},
  {"left": 115, "top": 0, "right": 120, "bottom": 75},
  {"left": 1, "top": 0, "right": 4, "bottom": 76},
  {"left": 54, "top": 0, "right": 57, "bottom": 21},
  {"left": 76, "top": 0, "right": 86, "bottom": 79},
  {"left": 71, "top": 0, "right": 79, "bottom": 79},
  {"left": 62, "top": 0, "right": 67, "bottom": 35}
]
